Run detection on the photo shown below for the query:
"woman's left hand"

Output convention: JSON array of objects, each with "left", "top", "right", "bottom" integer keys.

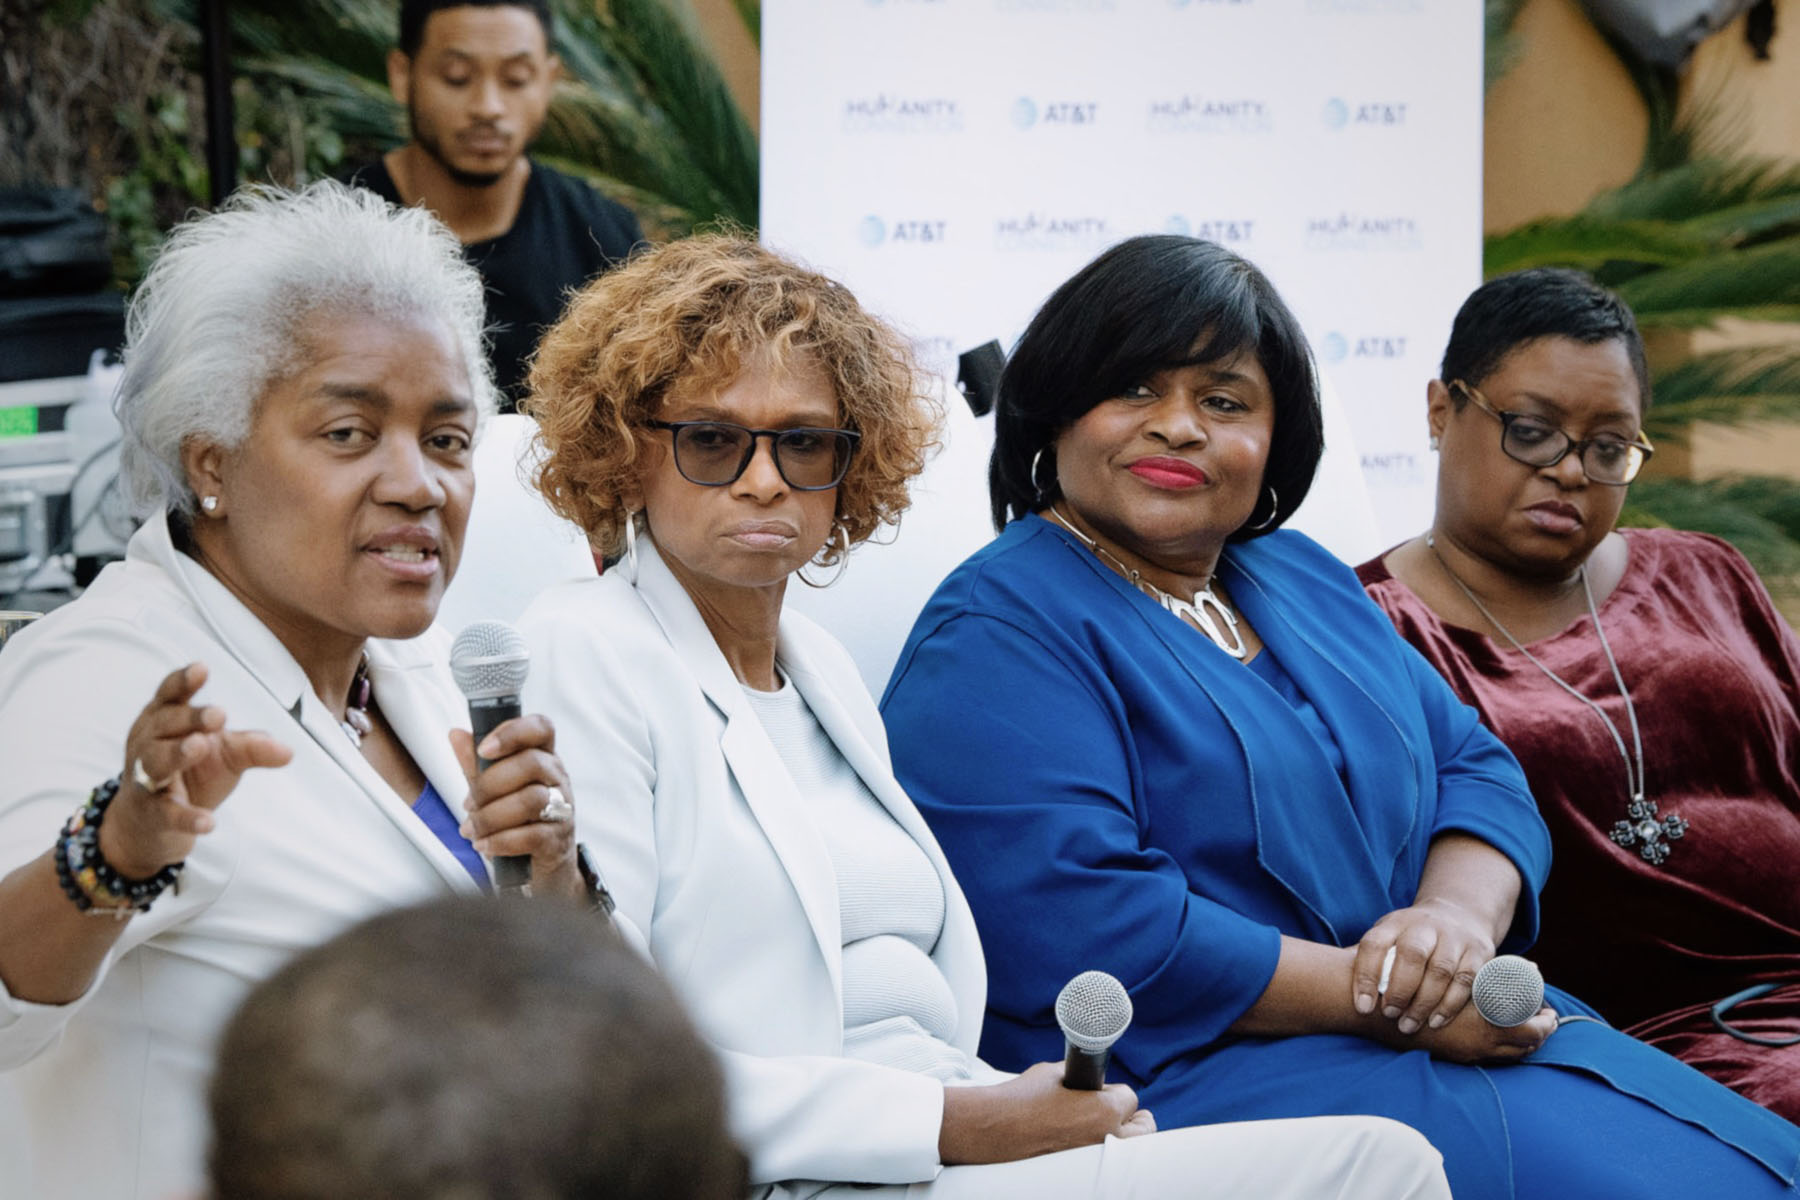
[
  {"left": 1351, "top": 897, "right": 1496, "bottom": 1036},
  {"left": 451, "top": 715, "right": 582, "bottom": 901}
]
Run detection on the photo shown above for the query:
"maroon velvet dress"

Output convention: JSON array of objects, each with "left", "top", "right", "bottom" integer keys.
[{"left": 1358, "top": 528, "right": 1800, "bottom": 1122}]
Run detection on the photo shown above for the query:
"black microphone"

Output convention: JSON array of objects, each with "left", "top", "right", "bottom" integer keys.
[
  {"left": 1056, "top": 970, "right": 1133, "bottom": 1090},
  {"left": 450, "top": 620, "right": 532, "bottom": 893},
  {"left": 1472, "top": 955, "right": 1545, "bottom": 1028}
]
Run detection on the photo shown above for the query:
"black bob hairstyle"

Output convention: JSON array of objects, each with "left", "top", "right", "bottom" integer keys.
[
  {"left": 1439, "top": 267, "right": 1651, "bottom": 413},
  {"left": 399, "top": 0, "right": 553, "bottom": 57},
  {"left": 989, "top": 234, "right": 1324, "bottom": 536}
]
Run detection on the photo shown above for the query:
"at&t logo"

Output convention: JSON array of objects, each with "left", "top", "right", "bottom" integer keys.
[
  {"left": 1163, "top": 215, "right": 1256, "bottom": 245},
  {"left": 1323, "top": 98, "right": 1409, "bottom": 129},
  {"left": 1013, "top": 98, "right": 1100, "bottom": 129},
  {"left": 859, "top": 216, "right": 949, "bottom": 248}
]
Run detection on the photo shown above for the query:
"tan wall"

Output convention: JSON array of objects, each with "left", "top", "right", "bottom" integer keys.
[{"left": 1483, "top": 0, "right": 1647, "bottom": 232}]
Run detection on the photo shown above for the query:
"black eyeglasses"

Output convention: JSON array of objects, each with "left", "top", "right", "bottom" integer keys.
[
  {"left": 1450, "top": 380, "right": 1654, "bottom": 486},
  {"left": 646, "top": 419, "right": 861, "bottom": 491}
]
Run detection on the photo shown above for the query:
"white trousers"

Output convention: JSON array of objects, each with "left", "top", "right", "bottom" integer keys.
[{"left": 786, "top": 1115, "right": 1449, "bottom": 1200}]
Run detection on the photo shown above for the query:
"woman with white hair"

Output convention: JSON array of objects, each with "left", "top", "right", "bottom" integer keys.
[{"left": 0, "top": 181, "right": 592, "bottom": 1200}]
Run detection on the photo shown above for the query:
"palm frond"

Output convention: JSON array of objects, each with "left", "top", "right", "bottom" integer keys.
[
  {"left": 1622, "top": 476, "right": 1800, "bottom": 584},
  {"left": 1483, "top": 215, "right": 1713, "bottom": 276},
  {"left": 1484, "top": 0, "right": 1526, "bottom": 90},
  {"left": 1589, "top": 156, "right": 1800, "bottom": 224},
  {"left": 1613, "top": 239, "right": 1800, "bottom": 325},
  {"left": 733, "top": 0, "right": 760, "bottom": 50}
]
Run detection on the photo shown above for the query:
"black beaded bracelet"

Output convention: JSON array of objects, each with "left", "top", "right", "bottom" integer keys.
[{"left": 53, "top": 777, "right": 184, "bottom": 917}]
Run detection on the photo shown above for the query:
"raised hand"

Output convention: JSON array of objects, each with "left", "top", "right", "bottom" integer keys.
[{"left": 104, "top": 662, "right": 293, "bottom": 880}]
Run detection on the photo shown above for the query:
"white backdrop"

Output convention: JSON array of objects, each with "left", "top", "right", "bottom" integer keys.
[{"left": 762, "top": 0, "right": 1484, "bottom": 690}]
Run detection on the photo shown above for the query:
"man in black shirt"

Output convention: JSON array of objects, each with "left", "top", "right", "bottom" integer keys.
[{"left": 345, "top": 0, "right": 642, "bottom": 412}]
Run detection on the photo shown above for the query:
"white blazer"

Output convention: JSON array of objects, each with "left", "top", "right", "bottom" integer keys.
[
  {"left": 0, "top": 515, "right": 481, "bottom": 1200},
  {"left": 519, "top": 538, "right": 994, "bottom": 1190}
]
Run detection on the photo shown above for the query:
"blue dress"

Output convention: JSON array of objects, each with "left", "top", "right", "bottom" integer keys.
[{"left": 881, "top": 515, "right": 1800, "bottom": 1199}]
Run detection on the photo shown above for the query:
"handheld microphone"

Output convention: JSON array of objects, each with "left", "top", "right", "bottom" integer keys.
[
  {"left": 1055, "top": 970, "right": 1132, "bottom": 1091},
  {"left": 450, "top": 620, "right": 532, "bottom": 893},
  {"left": 1472, "top": 955, "right": 1545, "bottom": 1028}
]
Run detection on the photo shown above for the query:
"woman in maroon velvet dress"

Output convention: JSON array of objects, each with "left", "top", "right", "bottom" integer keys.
[{"left": 1357, "top": 267, "right": 1800, "bottom": 1122}]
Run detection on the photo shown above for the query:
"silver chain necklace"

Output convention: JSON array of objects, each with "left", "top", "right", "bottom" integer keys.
[
  {"left": 1426, "top": 534, "right": 1688, "bottom": 865},
  {"left": 1048, "top": 507, "right": 1246, "bottom": 659}
]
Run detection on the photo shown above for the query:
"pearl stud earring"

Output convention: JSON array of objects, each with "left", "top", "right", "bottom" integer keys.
[{"left": 200, "top": 495, "right": 220, "bottom": 514}]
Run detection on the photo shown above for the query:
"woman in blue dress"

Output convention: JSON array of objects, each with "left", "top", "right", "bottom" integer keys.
[{"left": 880, "top": 234, "right": 1800, "bottom": 1199}]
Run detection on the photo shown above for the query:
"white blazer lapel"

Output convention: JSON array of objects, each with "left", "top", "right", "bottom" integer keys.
[
  {"left": 298, "top": 647, "right": 482, "bottom": 895},
  {"left": 632, "top": 540, "right": 845, "bottom": 997}
]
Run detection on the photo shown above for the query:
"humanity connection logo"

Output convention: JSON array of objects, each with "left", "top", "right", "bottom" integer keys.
[
  {"left": 1305, "top": 0, "right": 1423, "bottom": 11},
  {"left": 858, "top": 216, "right": 950, "bottom": 248},
  {"left": 1146, "top": 95, "right": 1272, "bottom": 135},
  {"left": 1304, "top": 212, "right": 1422, "bottom": 252},
  {"left": 1163, "top": 215, "right": 1256, "bottom": 245},
  {"left": 993, "top": 211, "right": 1111, "bottom": 253},
  {"left": 1322, "top": 98, "right": 1409, "bottom": 130},
  {"left": 842, "top": 94, "right": 964, "bottom": 134},
  {"left": 994, "top": 0, "right": 1118, "bottom": 12}
]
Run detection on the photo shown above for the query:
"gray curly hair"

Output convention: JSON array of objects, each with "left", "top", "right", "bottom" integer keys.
[{"left": 116, "top": 180, "right": 494, "bottom": 517}]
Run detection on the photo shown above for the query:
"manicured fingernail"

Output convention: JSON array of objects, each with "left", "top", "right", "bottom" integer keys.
[
  {"left": 1398, "top": 1017, "right": 1420, "bottom": 1035},
  {"left": 1429, "top": 1013, "right": 1447, "bottom": 1029},
  {"left": 1354, "top": 993, "right": 1374, "bottom": 1015},
  {"left": 477, "top": 735, "right": 499, "bottom": 758},
  {"left": 1383, "top": 1006, "right": 1402, "bottom": 1020},
  {"left": 458, "top": 822, "right": 472, "bottom": 839}
]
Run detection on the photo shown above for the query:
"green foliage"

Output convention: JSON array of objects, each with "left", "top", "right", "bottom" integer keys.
[
  {"left": 1485, "top": 0, "right": 1528, "bottom": 91},
  {"left": 1620, "top": 477, "right": 1800, "bottom": 591},
  {"left": 170, "top": 0, "right": 760, "bottom": 235}
]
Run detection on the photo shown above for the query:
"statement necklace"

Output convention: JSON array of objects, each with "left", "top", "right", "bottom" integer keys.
[
  {"left": 1426, "top": 534, "right": 1688, "bottom": 866},
  {"left": 339, "top": 657, "right": 374, "bottom": 747},
  {"left": 1049, "top": 507, "right": 1246, "bottom": 659}
]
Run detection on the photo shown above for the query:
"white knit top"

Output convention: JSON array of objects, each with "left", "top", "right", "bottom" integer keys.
[{"left": 742, "top": 680, "right": 976, "bottom": 1082}]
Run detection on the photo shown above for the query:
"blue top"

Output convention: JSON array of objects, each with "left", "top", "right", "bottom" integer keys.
[
  {"left": 1244, "top": 646, "right": 1348, "bottom": 783},
  {"left": 882, "top": 515, "right": 1800, "bottom": 1199},
  {"left": 412, "top": 780, "right": 490, "bottom": 891}
]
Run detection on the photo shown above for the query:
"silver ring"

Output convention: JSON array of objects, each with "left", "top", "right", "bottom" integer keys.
[
  {"left": 537, "top": 786, "right": 573, "bottom": 824},
  {"left": 131, "top": 756, "right": 172, "bottom": 793}
]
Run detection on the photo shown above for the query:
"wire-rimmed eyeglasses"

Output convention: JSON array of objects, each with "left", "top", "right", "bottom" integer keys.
[
  {"left": 646, "top": 419, "right": 861, "bottom": 491},
  {"left": 1450, "top": 380, "right": 1654, "bottom": 486}
]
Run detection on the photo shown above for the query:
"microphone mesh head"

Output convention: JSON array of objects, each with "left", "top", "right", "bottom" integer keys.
[
  {"left": 449, "top": 621, "right": 531, "bottom": 699},
  {"left": 1472, "top": 955, "right": 1544, "bottom": 1028},
  {"left": 1055, "top": 970, "right": 1133, "bottom": 1052}
]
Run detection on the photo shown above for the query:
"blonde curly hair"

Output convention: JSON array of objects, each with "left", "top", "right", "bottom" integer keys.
[{"left": 526, "top": 235, "right": 941, "bottom": 564}]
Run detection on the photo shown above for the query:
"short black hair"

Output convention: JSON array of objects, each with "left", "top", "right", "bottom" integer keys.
[
  {"left": 990, "top": 234, "right": 1323, "bottom": 536},
  {"left": 209, "top": 897, "right": 746, "bottom": 1200},
  {"left": 1440, "top": 267, "right": 1651, "bottom": 412},
  {"left": 398, "top": 0, "right": 553, "bottom": 57}
]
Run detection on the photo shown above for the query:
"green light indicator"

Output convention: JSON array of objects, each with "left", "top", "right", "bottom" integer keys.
[{"left": 0, "top": 406, "right": 39, "bottom": 440}]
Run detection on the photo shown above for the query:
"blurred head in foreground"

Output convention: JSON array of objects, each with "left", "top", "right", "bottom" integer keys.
[{"left": 208, "top": 897, "right": 745, "bottom": 1200}]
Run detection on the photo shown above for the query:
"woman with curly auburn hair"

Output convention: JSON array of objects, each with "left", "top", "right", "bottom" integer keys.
[{"left": 515, "top": 235, "right": 1452, "bottom": 1200}]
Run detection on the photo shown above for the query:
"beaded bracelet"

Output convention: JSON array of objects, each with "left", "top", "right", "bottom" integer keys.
[{"left": 53, "top": 777, "right": 184, "bottom": 918}]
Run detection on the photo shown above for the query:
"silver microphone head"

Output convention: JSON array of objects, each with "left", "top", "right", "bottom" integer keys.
[
  {"left": 1055, "top": 970, "right": 1133, "bottom": 1053},
  {"left": 1472, "top": 955, "right": 1544, "bottom": 1028},
  {"left": 449, "top": 621, "right": 531, "bottom": 700}
]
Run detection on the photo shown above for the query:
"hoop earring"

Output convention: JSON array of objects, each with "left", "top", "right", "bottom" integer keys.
[
  {"left": 1030, "top": 447, "right": 1055, "bottom": 502},
  {"left": 798, "top": 523, "right": 851, "bottom": 589},
  {"left": 621, "top": 511, "right": 642, "bottom": 584},
  {"left": 1246, "top": 486, "right": 1280, "bottom": 532}
]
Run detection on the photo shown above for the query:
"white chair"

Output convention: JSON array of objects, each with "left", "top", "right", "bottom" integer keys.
[{"left": 436, "top": 413, "right": 596, "bottom": 637}]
